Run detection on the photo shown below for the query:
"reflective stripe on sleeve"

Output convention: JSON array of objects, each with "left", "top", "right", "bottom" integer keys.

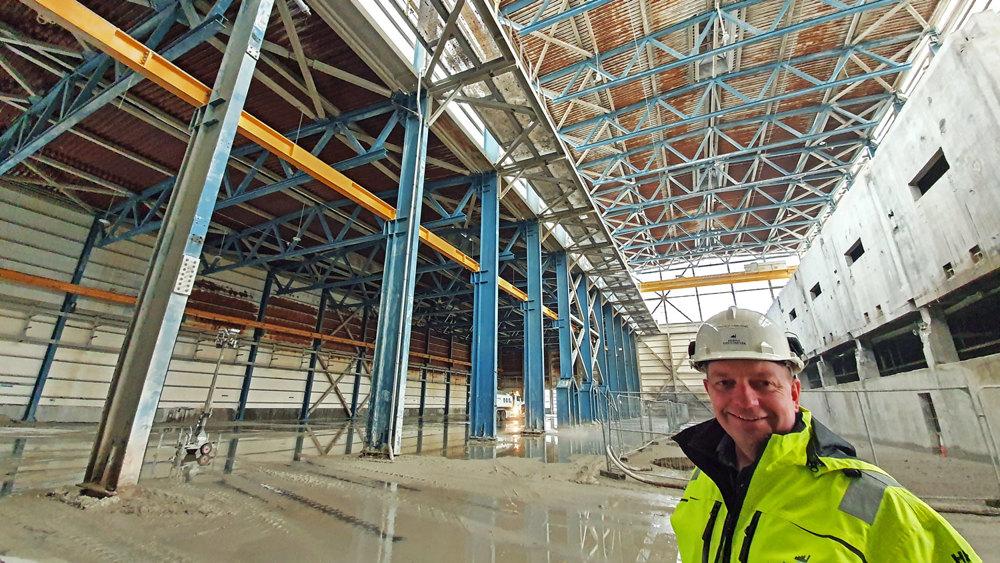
[{"left": 838, "top": 469, "right": 900, "bottom": 525}]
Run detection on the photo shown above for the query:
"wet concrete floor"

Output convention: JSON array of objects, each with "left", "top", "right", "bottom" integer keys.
[{"left": 0, "top": 416, "right": 682, "bottom": 561}]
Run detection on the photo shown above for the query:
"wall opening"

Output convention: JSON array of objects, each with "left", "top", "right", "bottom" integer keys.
[
  {"left": 809, "top": 283, "right": 822, "bottom": 299},
  {"left": 969, "top": 244, "right": 983, "bottom": 264},
  {"left": 845, "top": 238, "right": 865, "bottom": 265},
  {"left": 946, "top": 279, "right": 1000, "bottom": 360},
  {"left": 910, "top": 148, "right": 949, "bottom": 199},
  {"left": 829, "top": 349, "right": 860, "bottom": 384},
  {"left": 789, "top": 308, "right": 797, "bottom": 321},
  {"left": 917, "top": 392, "right": 945, "bottom": 455},
  {"left": 872, "top": 328, "right": 927, "bottom": 376}
]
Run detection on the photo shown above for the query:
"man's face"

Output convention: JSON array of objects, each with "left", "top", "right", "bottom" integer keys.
[{"left": 704, "top": 359, "right": 801, "bottom": 464}]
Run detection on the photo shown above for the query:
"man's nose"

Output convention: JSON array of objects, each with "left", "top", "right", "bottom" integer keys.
[{"left": 731, "top": 382, "right": 759, "bottom": 407}]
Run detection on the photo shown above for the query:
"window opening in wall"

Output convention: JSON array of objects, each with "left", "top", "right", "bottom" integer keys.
[
  {"left": 845, "top": 238, "right": 865, "bottom": 265},
  {"left": 830, "top": 350, "right": 859, "bottom": 384},
  {"left": 872, "top": 328, "right": 927, "bottom": 376},
  {"left": 789, "top": 308, "right": 797, "bottom": 321},
  {"left": 970, "top": 245, "right": 983, "bottom": 264},
  {"left": 802, "top": 362, "right": 822, "bottom": 389},
  {"left": 917, "top": 392, "right": 946, "bottom": 456},
  {"left": 809, "top": 283, "right": 822, "bottom": 299},
  {"left": 943, "top": 262, "right": 955, "bottom": 279},
  {"left": 910, "top": 148, "right": 949, "bottom": 199},
  {"left": 947, "top": 279, "right": 1000, "bottom": 360}
]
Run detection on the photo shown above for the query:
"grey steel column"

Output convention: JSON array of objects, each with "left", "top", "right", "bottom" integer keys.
[
  {"left": 81, "top": 0, "right": 273, "bottom": 494},
  {"left": 363, "top": 92, "right": 429, "bottom": 456}
]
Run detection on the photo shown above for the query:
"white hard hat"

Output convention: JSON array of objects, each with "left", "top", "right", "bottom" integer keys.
[{"left": 689, "top": 306, "right": 805, "bottom": 375}]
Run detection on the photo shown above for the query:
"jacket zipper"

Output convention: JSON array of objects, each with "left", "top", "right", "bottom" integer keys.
[
  {"left": 737, "top": 511, "right": 762, "bottom": 563},
  {"left": 701, "top": 501, "right": 722, "bottom": 563}
]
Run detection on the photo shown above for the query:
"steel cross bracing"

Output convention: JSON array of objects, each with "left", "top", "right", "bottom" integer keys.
[
  {"left": 95, "top": 99, "right": 402, "bottom": 247},
  {"left": 0, "top": 0, "right": 230, "bottom": 176},
  {"left": 499, "top": 0, "right": 940, "bottom": 272}
]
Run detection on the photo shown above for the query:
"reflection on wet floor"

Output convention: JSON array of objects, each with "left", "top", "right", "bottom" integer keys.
[
  {"left": 1, "top": 416, "right": 682, "bottom": 562},
  {"left": 5, "top": 415, "right": 994, "bottom": 562},
  {"left": 0, "top": 414, "right": 644, "bottom": 495}
]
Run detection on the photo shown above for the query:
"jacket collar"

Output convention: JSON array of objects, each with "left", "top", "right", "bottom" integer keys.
[{"left": 674, "top": 407, "right": 857, "bottom": 476}]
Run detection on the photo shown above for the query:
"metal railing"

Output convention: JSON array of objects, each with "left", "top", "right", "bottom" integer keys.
[
  {"left": 801, "top": 385, "right": 1000, "bottom": 501},
  {"left": 595, "top": 390, "right": 708, "bottom": 475},
  {"left": 593, "top": 385, "right": 1000, "bottom": 501}
]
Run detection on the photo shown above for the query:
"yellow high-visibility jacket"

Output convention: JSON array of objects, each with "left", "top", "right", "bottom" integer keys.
[{"left": 671, "top": 408, "right": 980, "bottom": 562}]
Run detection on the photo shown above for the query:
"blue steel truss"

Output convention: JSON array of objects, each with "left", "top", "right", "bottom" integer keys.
[
  {"left": 537, "top": 0, "right": 907, "bottom": 104},
  {"left": 0, "top": 0, "right": 229, "bottom": 175},
  {"left": 95, "top": 100, "right": 400, "bottom": 246},
  {"left": 559, "top": 36, "right": 915, "bottom": 149},
  {"left": 498, "top": 0, "right": 933, "bottom": 270}
]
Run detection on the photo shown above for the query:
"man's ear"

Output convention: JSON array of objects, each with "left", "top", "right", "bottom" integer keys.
[
  {"left": 791, "top": 376, "right": 802, "bottom": 408},
  {"left": 703, "top": 378, "right": 710, "bottom": 395}
]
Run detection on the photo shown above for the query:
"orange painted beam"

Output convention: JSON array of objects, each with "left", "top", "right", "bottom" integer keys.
[
  {"left": 639, "top": 266, "right": 797, "bottom": 293},
  {"left": 0, "top": 268, "right": 471, "bottom": 367}
]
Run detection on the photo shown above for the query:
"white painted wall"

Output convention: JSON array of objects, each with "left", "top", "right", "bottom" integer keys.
[
  {"left": 637, "top": 323, "right": 703, "bottom": 396},
  {"left": 0, "top": 188, "right": 467, "bottom": 421}
]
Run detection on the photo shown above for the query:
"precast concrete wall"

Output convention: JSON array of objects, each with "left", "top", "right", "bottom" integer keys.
[
  {"left": 0, "top": 188, "right": 468, "bottom": 422},
  {"left": 768, "top": 12, "right": 1000, "bottom": 356}
]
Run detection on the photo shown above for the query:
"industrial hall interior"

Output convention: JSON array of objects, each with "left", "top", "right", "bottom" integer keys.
[{"left": 1, "top": 0, "right": 999, "bottom": 559}]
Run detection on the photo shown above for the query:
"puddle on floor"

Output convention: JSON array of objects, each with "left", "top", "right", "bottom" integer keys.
[{"left": 1, "top": 415, "right": 656, "bottom": 495}]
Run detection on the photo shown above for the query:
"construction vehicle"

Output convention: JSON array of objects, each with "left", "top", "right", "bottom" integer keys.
[{"left": 496, "top": 391, "right": 524, "bottom": 422}]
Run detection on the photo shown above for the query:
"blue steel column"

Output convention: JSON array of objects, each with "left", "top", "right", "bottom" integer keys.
[
  {"left": 593, "top": 292, "right": 610, "bottom": 421},
  {"left": 621, "top": 324, "right": 637, "bottom": 417},
  {"left": 612, "top": 312, "right": 632, "bottom": 418},
  {"left": 602, "top": 302, "right": 622, "bottom": 415},
  {"left": 627, "top": 328, "right": 642, "bottom": 416},
  {"left": 349, "top": 305, "right": 371, "bottom": 418},
  {"left": 237, "top": 270, "right": 275, "bottom": 421},
  {"left": 23, "top": 218, "right": 100, "bottom": 421},
  {"left": 418, "top": 325, "right": 430, "bottom": 418},
  {"left": 522, "top": 221, "right": 545, "bottom": 434},
  {"left": 554, "top": 251, "right": 574, "bottom": 427},
  {"left": 575, "top": 277, "right": 594, "bottom": 423},
  {"left": 363, "top": 91, "right": 429, "bottom": 456},
  {"left": 469, "top": 172, "right": 499, "bottom": 439},
  {"left": 444, "top": 334, "right": 453, "bottom": 417},
  {"left": 300, "top": 289, "right": 329, "bottom": 421},
  {"left": 80, "top": 0, "right": 273, "bottom": 493}
]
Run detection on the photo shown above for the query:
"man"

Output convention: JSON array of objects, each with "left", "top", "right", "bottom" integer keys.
[{"left": 671, "top": 306, "right": 979, "bottom": 562}]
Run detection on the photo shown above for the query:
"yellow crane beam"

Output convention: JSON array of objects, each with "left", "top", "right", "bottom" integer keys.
[
  {"left": 21, "top": 0, "right": 559, "bottom": 321},
  {"left": 639, "top": 267, "right": 797, "bottom": 293}
]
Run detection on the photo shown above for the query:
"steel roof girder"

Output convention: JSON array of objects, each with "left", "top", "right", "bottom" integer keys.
[
  {"left": 620, "top": 217, "right": 823, "bottom": 252},
  {"left": 546, "top": 0, "right": 906, "bottom": 104},
  {"left": 572, "top": 65, "right": 905, "bottom": 153},
  {"left": 558, "top": 31, "right": 919, "bottom": 138},
  {"left": 96, "top": 104, "right": 399, "bottom": 245},
  {"left": 0, "top": 2, "right": 226, "bottom": 176},
  {"left": 518, "top": 0, "right": 618, "bottom": 36},
  {"left": 610, "top": 194, "right": 833, "bottom": 237},
  {"left": 586, "top": 125, "right": 873, "bottom": 185}
]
